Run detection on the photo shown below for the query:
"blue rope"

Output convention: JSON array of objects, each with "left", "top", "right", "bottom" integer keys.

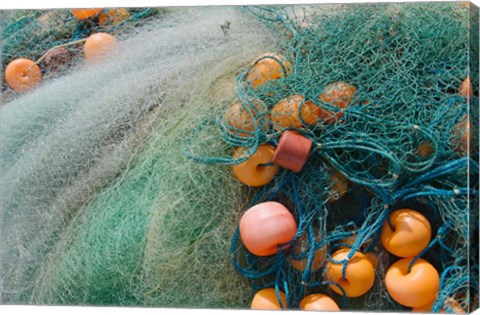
[
  {"left": 230, "top": 227, "right": 281, "bottom": 279},
  {"left": 403, "top": 158, "right": 470, "bottom": 188}
]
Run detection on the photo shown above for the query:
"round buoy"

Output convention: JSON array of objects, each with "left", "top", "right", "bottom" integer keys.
[
  {"left": 271, "top": 94, "right": 321, "bottom": 130},
  {"left": 232, "top": 145, "right": 278, "bottom": 187},
  {"left": 70, "top": 8, "right": 103, "bottom": 20},
  {"left": 84, "top": 33, "right": 118, "bottom": 61},
  {"left": 246, "top": 53, "right": 292, "bottom": 89},
  {"left": 300, "top": 294, "right": 340, "bottom": 311},
  {"left": 385, "top": 258, "right": 440, "bottom": 308},
  {"left": 224, "top": 98, "right": 269, "bottom": 136},
  {"left": 5, "top": 58, "right": 42, "bottom": 92},
  {"left": 324, "top": 248, "right": 375, "bottom": 298},
  {"left": 318, "top": 82, "right": 357, "bottom": 124},
  {"left": 240, "top": 202, "right": 297, "bottom": 256},
  {"left": 251, "top": 288, "right": 287, "bottom": 310},
  {"left": 98, "top": 8, "right": 131, "bottom": 26},
  {"left": 381, "top": 209, "right": 431, "bottom": 258}
]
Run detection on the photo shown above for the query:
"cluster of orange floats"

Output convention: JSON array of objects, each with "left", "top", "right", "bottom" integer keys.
[
  {"left": 227, "top": 54, "right": 472, "bottom": 188},
  {"left": 241, "top": 201, "right": 459, "bottom": 312},
  {"left": 227, "top": 54, "right": 357, "bottom": 187},
  {"left": 4, "top": 8, "right": 127, "bottom": 93},
  {"left": 225, "top": 52, "right": 472, "bottom": 312}
]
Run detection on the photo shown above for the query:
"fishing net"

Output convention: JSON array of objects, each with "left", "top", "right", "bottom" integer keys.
[
  {"left": 1, "top": 7, "right": 280, "bottom": 307},
  {"left": 0, "top": 1, "right": 479, "bottom": 313},
  {"left": 186, "top": 1, "right": 479, "bottom": 312},
  {"left": 1, "top": 7, "right": 161, "bottom": 102}
]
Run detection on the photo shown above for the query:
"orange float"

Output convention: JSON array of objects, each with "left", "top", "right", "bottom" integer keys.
[
  {"left": 251, "top": 288, "right": 287, "bottom": 310},
  {"left": 232, "top": 145, "right": 278, "bottom": 187},
  {"left": 224, "top": 98, "right": 268, "bottom": 135},
  {"left": 324, "top": 248, "right": 375, "bottom": 297},
  {"left": 70, "top": 8, "right": 103, "bottom": 20},
  {"left": 5, "top": 58, "right": 42, "bottom": 92},
  {"left": 452, "top": 114, "right": 474, "bottom": 155},
  {"left": 239, "top": 201, "right": 297, "bottom": 256},
  {"left": 83, "top": 33, "right": 118, "bottom": 61},
  {"left": 385, "top": 257, "right": 440, "bottom": 308},
  {"left": 271, "top": 94, "right": 321, "bottom": 130},
  {"left": 246, "top": 53, "right": 292, "bottom": 89},
  {"left": 412, "top": 297, "right": 465, "bottom": 313},
  {"left": 459, "top": 76, "right": 473, "bottom": 100},
  {"left": 381, "top": 209, "right": 431, "bottom": 258},
  {"left": 98, "top": 8, "right": 130, "bottom": 26},
  {"left": 318, "top": 82, "right": 357, "bottom": 124},
  {"left": 300, "top": 294, "right": 340, "bottom": 311}
]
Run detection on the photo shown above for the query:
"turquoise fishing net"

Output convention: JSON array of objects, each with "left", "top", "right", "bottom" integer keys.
[
  {"left": 1, "top": 7, "right": 160, "bottom": 99},
  {"left": 187, "top": 2, "right": 479, "bottom": 312},
  {"left": 0, "top": 2, "right": 478, "bottom": 312}
]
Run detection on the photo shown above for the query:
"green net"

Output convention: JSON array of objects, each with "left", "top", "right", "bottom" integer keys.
[
  {"left": 186, "top": 2, "right": 479, "bottom": 312},
  {"left": 1, "top": 7, "right": 162, "bottom": 100},
  {"left": 0, "top": 2, "right": 479, "bottom": 313},
  {"left": 1, "top": 6, "right": 281, "bottom": 307}
]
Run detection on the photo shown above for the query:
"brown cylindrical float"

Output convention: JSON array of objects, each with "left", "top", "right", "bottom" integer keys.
[{"left": 273, "top": 130, "right": 312, "bottom": 173}]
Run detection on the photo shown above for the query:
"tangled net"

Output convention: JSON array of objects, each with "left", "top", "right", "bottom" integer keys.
[
  {"left": 1, "top": 6, "right": 280, "bottom": 307},
  {"left": 0, "top": 2, "right": 478, "bottom": 312},
  {"left": 1, "top": 7, "right": 161, "bottom": 101},
  {"left": 186, "top": 2, "right": 479, "bottom": 312}
]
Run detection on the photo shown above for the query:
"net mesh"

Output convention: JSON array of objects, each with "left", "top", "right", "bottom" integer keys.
[
  {"left": 186, "top": 2, "right": 479, "bottom": 312},
  {"left": 1, "top": 7, "right": 280, "bottom": 307},
  {"left": 1, "top": 7, "right": 161, "bottom": 101},
  {"left": 0, "top": 2, "right": 479, "bottom": 312}
]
